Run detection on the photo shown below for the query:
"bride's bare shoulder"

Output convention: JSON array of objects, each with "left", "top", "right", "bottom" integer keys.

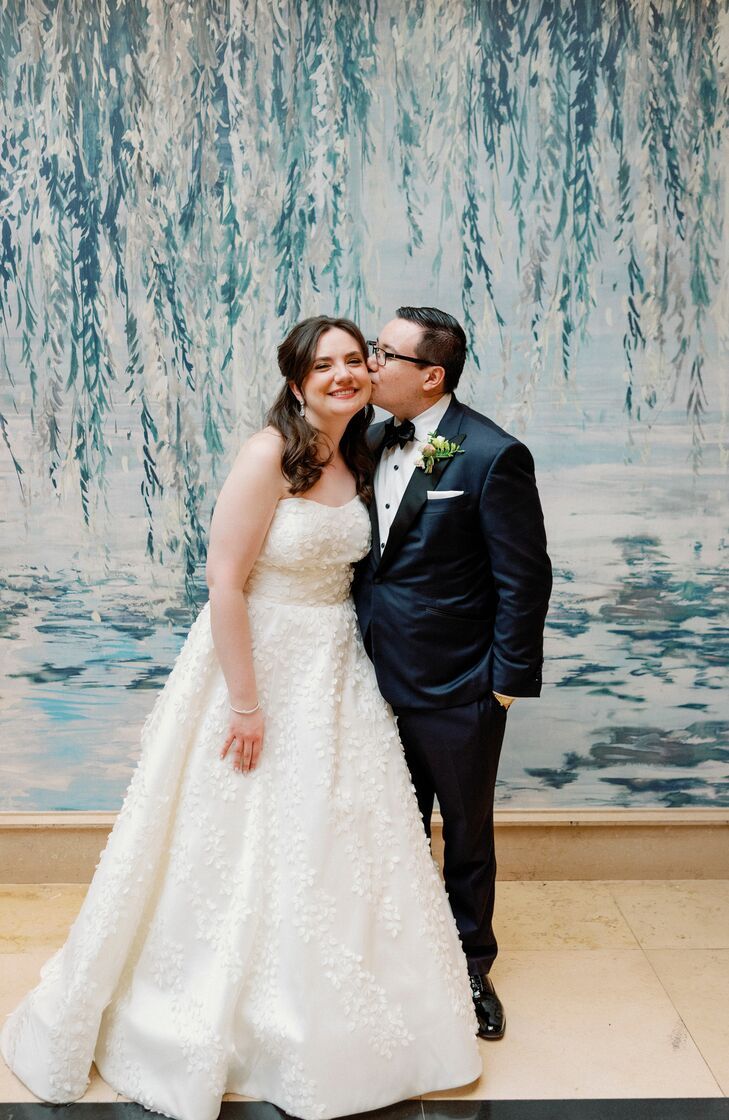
[
  {"left": 228, "top": 427, "right": 285, "bottom": 484},
  {"left": 241, "top": 426, "right": 284, "bottom": 454},
  {"left": 234, "top": 426, "right": 283, "bottom": 457}
]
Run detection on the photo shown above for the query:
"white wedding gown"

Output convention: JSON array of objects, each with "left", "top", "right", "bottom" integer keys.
[{"left": 1, "top": 496, "right": 480, "bottom": 1120}]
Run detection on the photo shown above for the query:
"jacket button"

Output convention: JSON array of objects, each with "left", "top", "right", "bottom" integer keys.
[{"left": 374, "top": 576, "right": 382, "bottom": 584}]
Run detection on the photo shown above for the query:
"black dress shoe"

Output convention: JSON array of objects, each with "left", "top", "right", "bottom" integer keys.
[{"left": 469, "top": 972, "right": 505, "bottom": 1039}]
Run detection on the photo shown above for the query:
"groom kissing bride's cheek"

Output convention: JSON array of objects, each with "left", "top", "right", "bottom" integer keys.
[{"left": 354, "top": 305, "right": 553, "bottom": 1040}]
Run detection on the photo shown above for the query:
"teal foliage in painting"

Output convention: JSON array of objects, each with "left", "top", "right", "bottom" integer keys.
[{"left": 0, "top": 0, "right": 728, "bottom": 592}]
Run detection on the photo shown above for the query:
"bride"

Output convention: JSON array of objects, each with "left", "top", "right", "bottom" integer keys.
[{"left": 1, "top": 316, "right": 481, "bottom": 1120}]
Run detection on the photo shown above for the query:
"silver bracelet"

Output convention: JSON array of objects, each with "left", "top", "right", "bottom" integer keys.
[{"left": 229, "top": 701, "right": 260, "bottom": 715}]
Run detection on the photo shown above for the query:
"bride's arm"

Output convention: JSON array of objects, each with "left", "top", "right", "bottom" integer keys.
[{"left": 206, "top": 430, "right": 286, "bottom": 772}]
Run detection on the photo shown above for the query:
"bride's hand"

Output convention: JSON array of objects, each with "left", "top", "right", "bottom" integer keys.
[{"left": 220, "top": 708, "right": 264, "bottom": 773}]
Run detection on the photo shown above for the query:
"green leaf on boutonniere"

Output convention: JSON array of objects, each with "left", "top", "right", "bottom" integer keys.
[{"left": 415, "top": 432, "right": 465, "bottom": 475}]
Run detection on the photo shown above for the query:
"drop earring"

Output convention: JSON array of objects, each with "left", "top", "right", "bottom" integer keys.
[{"left": 290, "top": 386, "right": 306, "bottom": 418}]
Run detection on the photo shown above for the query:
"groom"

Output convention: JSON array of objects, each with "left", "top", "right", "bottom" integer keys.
[{"left": 353, "top": 306, "right": 552, "bottom": 1039}]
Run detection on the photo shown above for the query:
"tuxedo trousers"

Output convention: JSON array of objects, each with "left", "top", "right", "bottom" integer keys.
[{"left": 394, "top": 694, "right": 507, "bottom": 974}]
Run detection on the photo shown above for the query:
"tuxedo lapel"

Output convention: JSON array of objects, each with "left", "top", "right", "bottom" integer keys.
[
  {"left": 367, "top": 422, "right": 388, "bottom": 560},
  {"left": 368, "top": 493, "right": 381, "bottom": 559},
  {"left": 368, "top": 421, "right": 389, "bottom": 461},
  {"left": 375, "top": 397, "right": 466, "bottom": 577}
]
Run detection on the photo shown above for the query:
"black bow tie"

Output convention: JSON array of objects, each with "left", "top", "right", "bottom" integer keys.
[{"left": 382, "top": 417, "right": 416, "bottom": 451}]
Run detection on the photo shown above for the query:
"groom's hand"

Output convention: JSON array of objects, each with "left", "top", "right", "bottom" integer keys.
[{"left": 493, "top": 692, "right": 515, "bottom": 711}]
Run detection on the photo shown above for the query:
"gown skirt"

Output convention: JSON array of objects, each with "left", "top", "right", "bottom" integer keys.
[{"left": 1, "top": 496, "right": 481, "bottom": 1120}]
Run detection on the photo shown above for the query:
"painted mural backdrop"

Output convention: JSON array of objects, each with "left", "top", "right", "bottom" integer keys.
[{"left": 1, "top": 0, "right": 728, "bottom": 810}]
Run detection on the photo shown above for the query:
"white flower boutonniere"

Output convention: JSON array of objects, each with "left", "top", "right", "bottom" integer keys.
[{"left": 415, "top": 432, "right": 465, "bottom": 475}]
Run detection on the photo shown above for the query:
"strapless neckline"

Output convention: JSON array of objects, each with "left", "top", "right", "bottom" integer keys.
[{"left": 279, "top": 495, "right": 361, "bottom": 511}]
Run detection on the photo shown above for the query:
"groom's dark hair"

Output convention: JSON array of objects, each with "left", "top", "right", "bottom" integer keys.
[{"left": 396, "top": 306, "right": 467, "bottom": 392}]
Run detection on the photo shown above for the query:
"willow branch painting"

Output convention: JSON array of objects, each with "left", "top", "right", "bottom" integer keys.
[{"left": 1, "top": 0, "right": 728, "bottom": 809}]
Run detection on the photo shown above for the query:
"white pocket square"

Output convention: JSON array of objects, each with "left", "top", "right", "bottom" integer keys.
[{"left": 426, "top": 490, "right": 464, "bottom": 500}]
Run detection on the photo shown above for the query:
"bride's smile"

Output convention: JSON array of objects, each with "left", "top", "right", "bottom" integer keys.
[{"left": 297, "top": 326, "right": 372, "bottom": 428}]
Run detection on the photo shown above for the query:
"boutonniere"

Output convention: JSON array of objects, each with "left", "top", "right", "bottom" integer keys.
[{"left": 415, "top": 433, "right": 465, "bottom": 475}]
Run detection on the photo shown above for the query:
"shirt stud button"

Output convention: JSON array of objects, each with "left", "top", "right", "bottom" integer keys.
[
  {"left": 393, "top": 465, "right": 399, "bottom": 471},
  {"left": 385, "top": 503, "right": 390, "bottom": 509}
]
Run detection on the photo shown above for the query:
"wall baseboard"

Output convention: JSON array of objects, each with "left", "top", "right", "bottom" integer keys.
[{"left": 1, "top": 808, "right": 727, "bottom": 883}]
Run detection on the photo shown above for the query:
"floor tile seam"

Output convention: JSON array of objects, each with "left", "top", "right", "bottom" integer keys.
[
  {"left": 498, "top": 946, "right": 648, "bottom": 956},
  {"left": 607, "top": 892, "right": 643, "bottom": 950},
  {"left": 662, "top": 943, "right": 729, "bottom": 951},
  {"left": 607, "top": 888, "right": 659, "bottom": 950},
  {"left": 638, "top": 940, "right": 725, "bottom": 1097},
  {"left": 502, "top": 879, "right": 642, "bottom": 951},
  {"left": 646, "top": 946, "right": 729, "bottom": 954},
  {"left": 605, "top": 880, "right": 729, "bottom": 950},
  {"left": 600, "top": 879, "right": 729, "bottom": 886}
]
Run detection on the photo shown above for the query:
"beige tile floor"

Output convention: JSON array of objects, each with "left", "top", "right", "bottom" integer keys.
[{"left": 1, "top": 880, "right": 727, "bottom": 1103}]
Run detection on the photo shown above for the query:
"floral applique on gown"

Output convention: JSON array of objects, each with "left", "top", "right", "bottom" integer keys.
[{"left": 1, "top": 496, "right": 481, "bottom": 1120}]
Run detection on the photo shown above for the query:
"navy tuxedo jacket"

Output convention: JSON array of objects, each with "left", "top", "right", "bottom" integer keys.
[{"left": 353, "top": 394, "right": 552, "bottom": 711}]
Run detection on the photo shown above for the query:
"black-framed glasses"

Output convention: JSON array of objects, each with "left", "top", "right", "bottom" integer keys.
[{"left": 367, "top": 341, "right": 434, "bottom": 368}]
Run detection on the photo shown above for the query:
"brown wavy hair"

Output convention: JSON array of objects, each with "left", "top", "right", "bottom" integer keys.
[{"left": 267, "top": 316, "right": 374, "bottom": 503}]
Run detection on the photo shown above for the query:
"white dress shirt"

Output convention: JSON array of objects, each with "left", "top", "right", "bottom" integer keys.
[{"left": 374, "top": 393, "right": 452, "bottom": 553}]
